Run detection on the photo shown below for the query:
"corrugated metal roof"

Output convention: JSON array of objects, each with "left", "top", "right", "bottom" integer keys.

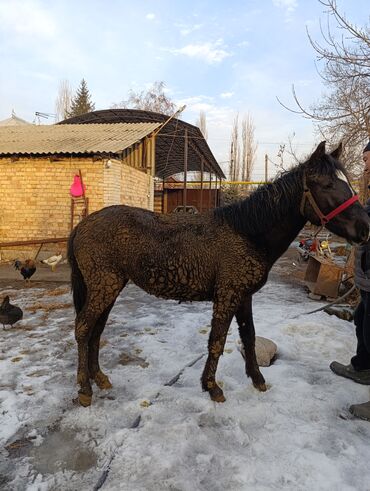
[
  {"left": 60, "top": 109, "right": 226, "bottom": 179},
  {"left": 0, "top": 114, "right": 31, "bottom": 126},
  {"left": 0, "top": 122, "right": 161, "bottom": 155}
]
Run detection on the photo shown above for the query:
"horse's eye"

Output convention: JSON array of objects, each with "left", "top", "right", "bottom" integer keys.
[{"left": 324, "top": 183, "right": 334, "bottom": 190}]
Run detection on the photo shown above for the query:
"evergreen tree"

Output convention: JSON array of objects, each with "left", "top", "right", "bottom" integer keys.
[{"left": 68, "top": 79, "right": 95, "bottom": 117}]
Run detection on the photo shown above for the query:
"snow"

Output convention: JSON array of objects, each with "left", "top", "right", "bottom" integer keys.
[{"left": 1, "top": 274, "right": 370, "bottom": 491}]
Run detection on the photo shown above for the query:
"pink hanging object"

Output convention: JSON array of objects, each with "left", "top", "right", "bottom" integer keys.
[{"left": 70, "top": 174, "right": 86, "bottom": 198}]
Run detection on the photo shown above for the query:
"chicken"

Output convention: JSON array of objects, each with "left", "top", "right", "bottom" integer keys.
[
  {"left": 41, "top": 253, "right": 63, "bottom": 272},
  {"left": 0, "top": 296, "right": 23, "bottom": 330},
  {"left": 14, "top": 258, "right": 36, "bottom": 283}
]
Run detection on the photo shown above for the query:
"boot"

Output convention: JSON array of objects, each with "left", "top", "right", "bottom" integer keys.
[
  {"left": 349, "top": 401, "right": 370, "bottom": 421},
  {"left": 329, "top": 361, "right": 370, "bottom": 385}
]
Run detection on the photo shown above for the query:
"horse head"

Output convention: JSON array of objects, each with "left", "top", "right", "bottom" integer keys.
[{"left": 301, "top": 141, "right": 369, "bottom": 244}]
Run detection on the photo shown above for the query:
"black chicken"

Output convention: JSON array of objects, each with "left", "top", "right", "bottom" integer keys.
[
  {"left": 14, "top": 259, "right": 36, "bottom": 283},
  {"left": 0, "top": 296, "right": 23, "bottom": 330}
]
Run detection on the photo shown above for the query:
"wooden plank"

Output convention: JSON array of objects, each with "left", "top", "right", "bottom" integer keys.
[{"left": 0, "top": 237, "right": 68, "bottom": 247}]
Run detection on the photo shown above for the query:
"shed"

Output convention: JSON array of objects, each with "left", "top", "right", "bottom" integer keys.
[
  {"left": 0, "top": 122, "right": 159, "bottom": 258},
  {"left": 60, "top": 109, "right": 226, "bottom": 213}
]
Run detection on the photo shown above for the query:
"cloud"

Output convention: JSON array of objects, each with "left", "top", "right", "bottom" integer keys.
[
  {"left": 0, "top": 0, "right": 57, "bottom": 38},
  {"left": 272, "top": 0, "right": 298, "bottom": 21},
  {"left": 146, "top": 13, "right": 155, "bottom": 20},
  {"left": 175, "top": 23, "right": 203, "bottom": 36},
  {"left": 220, "top": 92, "right": 234, "bottom": 99},
  {"left": 168, "top": 39, "right": 231, "bottom": 64},
  {"left": 272, "top": 0, "right": 298, "bottom": 12}
]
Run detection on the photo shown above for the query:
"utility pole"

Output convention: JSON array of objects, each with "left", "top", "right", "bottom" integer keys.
[{"left": 264, "top": 154, "right": 268, "bottom": 182}]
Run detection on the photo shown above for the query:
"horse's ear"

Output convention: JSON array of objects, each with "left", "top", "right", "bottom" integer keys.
[
  {"left": 330, "top": 142, "right": 343, "bottom": 160},
  {"left": 310, "top": 141, "right": 326, "bottom": 161}
]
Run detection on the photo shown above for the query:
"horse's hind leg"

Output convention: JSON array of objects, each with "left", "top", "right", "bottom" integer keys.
[
  {"left": 236, "top": 295, "right": 266, "bottom": 391},
  {"left": 201, "top": 298, "right": 234, "bottom": 402},
  {"left": 88, "top": 303, "right": 115, "bottom": 390},
  {"left": 88, "top": 279, "right": 128, "bottom": 389},
  {"left": 75, "top": 273, "right": 125, "bottom": 407}
]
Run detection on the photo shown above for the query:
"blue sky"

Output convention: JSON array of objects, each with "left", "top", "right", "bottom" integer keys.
[{"left": 0, "top": 0, "right": 369, "bottom": 179}]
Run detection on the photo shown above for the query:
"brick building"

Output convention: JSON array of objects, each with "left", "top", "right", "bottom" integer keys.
[
  {"left": 60, "top": 109, "right": 225, "bottom": 214},
  {"left": 0, "top": 122, "right": 158, "bottom": 259}
]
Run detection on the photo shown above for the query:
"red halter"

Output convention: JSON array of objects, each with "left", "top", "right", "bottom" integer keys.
[{"left": 300, "top": 173, "right": 359, "bottom": 226}]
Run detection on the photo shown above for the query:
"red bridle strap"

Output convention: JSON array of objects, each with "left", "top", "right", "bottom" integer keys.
[
  {"left": 300, "top": 173, "right": 359, "bottom": 226},
  {"left": 322, "top": 195, "right": 359, "bottom": 224}
]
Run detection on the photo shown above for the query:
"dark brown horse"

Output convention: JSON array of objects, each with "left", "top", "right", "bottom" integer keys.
[{"left": 68, "top": 142, "right": 369, "bottom": 406}]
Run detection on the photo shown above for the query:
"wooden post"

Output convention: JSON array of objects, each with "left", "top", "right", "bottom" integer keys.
[
  {"left": 200, "top": 158, "right": 204, "bottom": 213},
  {"left": 183, "top": 129, "right": 188, "bottom": 211},
  {"left": 264, "top": 154, "right": 268, "bottom": 182},
  {"left": 214, "top": 176, "right": 218, "bottom": 207},
  {"left": 208, "top": 170, "right": 212, "bottom": 210}
]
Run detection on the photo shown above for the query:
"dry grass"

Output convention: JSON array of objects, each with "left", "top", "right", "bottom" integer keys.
[
  {"left": 26, "top": 302, "right": 72, "bottom": 314},
  {"left": 46, "top": 287, "right": 70, "bottom": 297}
]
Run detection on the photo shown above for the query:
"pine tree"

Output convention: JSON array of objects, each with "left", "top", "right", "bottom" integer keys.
[{"left": 68, "top": 79, "right": 95, "bottom": 118}]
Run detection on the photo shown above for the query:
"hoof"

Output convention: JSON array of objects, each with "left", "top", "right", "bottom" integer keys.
[
  {"left": 209, "top": 385, "right": 226, "bottom": 403},
  {"left": 254, "top": 382, "right": 267, "bottom": 392},
  {"left": 77, "top": 392, "right": 92, "bottom": 407},
  {"left": 210, "top": 392, "right": 226, "bottom": 403},
  {"left": 94, "top": 372, "right": 113, "bottom": 390}
]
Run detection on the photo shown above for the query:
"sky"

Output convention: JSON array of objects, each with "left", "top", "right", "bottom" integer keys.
[{"left": 0, "top": 0, "right": 369, "bottom": 179}]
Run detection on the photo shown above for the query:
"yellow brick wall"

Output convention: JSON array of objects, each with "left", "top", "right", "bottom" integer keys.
[
  {"left": 0, "top": 156, "right": 154, "bottom": 260},
  {"left": 0, "top": 157, "right": 104, "bottom": 255},
  {"left": 121, "top": 164, "right": 153, "bottom": 210},
  {"left": 103, "top": 159, "right": 121, "bottom": 206}
]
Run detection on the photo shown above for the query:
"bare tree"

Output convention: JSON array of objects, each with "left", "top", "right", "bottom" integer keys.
[
  {"left": 229, "top": 113, "right": 257, "bottom": 183},
  {"left": 278, "top": 0, "right": 370, "bottom": 178},
  {"left": 111, "top": 81, "right": 176, "bottom": 116},
  {"left": 196, "top": 110, "right": 208, "bottom": 140},
  {"left": 55, "top": 79, "right": 73, "bottom": 122},
  {"left": 241, "top": 113, "right": 257, "bottom": 182},
  {"left": 229, "top": 114, "right": 240, "bottom": 181}
]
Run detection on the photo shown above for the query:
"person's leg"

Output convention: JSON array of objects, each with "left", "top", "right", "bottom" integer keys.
[
  {"left": 351, "top": 291, "right": 370, "bottom": 370},
  {"left": 349, "top": 292, "right": 370, "bottom": 421},
  {"left": 330, "top": 291, "right": 370, "bottom": 383}
]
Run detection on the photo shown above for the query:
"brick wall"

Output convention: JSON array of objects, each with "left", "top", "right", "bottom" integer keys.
[
  {"left": 0, "top": 156, "right": 154, "bottom": 260},
  {"left": 103, "top": 159, "right": 121, "bottom": 206},
  {"left": 0, "top": 157, "right": 104, "bottom": 259},
  {"left": 121, "top": 164, "right": 153, "bottom": 210}
]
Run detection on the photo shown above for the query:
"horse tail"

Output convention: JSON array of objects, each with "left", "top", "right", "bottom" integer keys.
[{"left": 67, "top": 226, "right": 87, "bottom": 315}]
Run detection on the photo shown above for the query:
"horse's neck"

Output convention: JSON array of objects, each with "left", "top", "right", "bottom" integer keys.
[{"left": 261, "top": 211, "right": 306, "bottom": 266}]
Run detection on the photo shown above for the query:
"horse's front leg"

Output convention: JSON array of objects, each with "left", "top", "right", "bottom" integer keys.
[
  {"left": 201, "top": 298, "right": 234, "bottom": 402},
  {"left": 75, "top": 309, "right": 97, "bottom": 407},
  {"left": 236, "top": 295, "right": 266, "bottom": 391}
]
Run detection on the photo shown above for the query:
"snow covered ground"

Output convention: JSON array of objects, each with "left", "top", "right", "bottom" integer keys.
[{"left": 1, "top": 272, "right": 370, "bottom": 491}]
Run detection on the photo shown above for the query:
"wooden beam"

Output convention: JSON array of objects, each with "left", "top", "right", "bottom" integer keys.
[
  {"left": 0, "top": 237, "right": 68, "bottom": 248},
  {"left": 183, "top": 128, "right": 188, "bottom": 210}
]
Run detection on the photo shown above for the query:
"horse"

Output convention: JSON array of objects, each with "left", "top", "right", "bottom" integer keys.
[{"left": 68, "top": 141, "right": 369, "bottom": 407}]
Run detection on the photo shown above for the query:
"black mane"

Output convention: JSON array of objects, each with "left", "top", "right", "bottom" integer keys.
[{"left": 214, "top": 153, "right": 346, "bottom": 237}]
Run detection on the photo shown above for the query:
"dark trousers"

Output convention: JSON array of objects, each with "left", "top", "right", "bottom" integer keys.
[{"left": 352, "top": 290, "right": 370, "bottom": 370}]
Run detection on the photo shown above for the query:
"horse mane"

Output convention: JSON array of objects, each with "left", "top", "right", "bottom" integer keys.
[{"left": 214, "top": 152, "right": 346, "bottom": 237}]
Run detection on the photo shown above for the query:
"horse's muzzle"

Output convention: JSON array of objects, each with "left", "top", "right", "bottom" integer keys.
[{"left": 355, "top": 221, "right": 370, "bottom": 245}]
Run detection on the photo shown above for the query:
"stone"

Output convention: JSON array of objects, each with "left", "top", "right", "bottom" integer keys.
[
  {"left": 308, "top": 292, "right": 323, "bottom": 301},
  {"left": 239, "top": 336, "right": 277, "bottom": 367}
]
